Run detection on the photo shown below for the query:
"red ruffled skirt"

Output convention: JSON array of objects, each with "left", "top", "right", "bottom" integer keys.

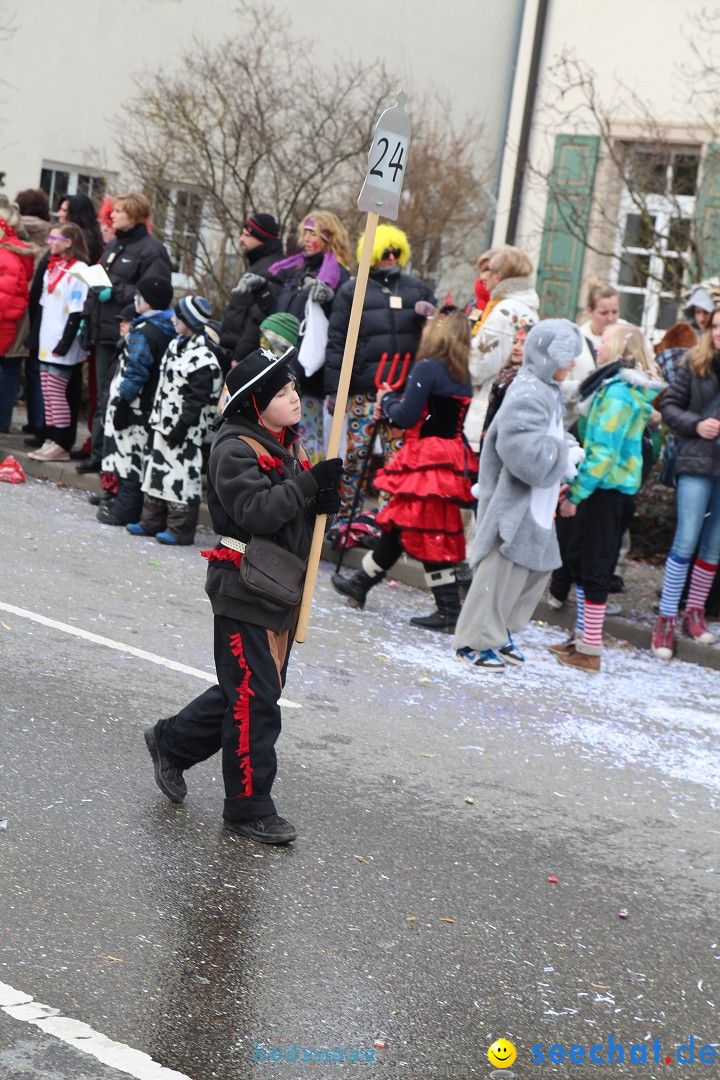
[{"left": 374, "top": 425, "right": 478, "bottom": 563}]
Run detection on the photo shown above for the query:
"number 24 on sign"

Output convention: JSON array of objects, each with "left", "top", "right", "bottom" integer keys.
[{"left": 368, "top": 130, "right": 407, "bottom": 191}]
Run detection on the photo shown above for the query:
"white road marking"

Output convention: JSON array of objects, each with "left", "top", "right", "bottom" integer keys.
[
  {"left": 0, "top": 601, "right": 301, "bottom": 708},
  {"left": 0, "top": 981, "right": 192, "bottom": 1079}
]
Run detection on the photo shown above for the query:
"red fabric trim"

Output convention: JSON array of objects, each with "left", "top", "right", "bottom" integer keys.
[
  {"left": 256, "top": 454, "right": 285, "bottom": 473},
  {"left": 695, "top": 558, "right": 718, "bottom": 573},
  {"left": 47, "top": 256, "right": 77, "bottom": 294},
  {"left": 201, "top": 546, "right": 243, "bottom": 568},
  {"left": 228, "top": 631, "right": 255, "bottom": 797},
  {"left": 300, "top": 459, "right": 312, "bottom": 470}
]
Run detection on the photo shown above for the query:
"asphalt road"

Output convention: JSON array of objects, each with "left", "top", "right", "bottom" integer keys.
[{"left": 1, "top": 477, "right": 720, "bottom": 1080}]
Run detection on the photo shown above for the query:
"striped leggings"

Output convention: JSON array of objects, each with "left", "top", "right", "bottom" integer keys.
[{"left": 39, "top": 363, "right": 72, "bottom": 428}]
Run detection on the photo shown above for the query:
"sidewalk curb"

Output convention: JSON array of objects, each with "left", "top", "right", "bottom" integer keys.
[{"left": 4, "top": 435, "right": 720, "bottom": 673}]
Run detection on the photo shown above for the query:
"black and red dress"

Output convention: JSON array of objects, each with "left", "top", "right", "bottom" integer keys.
[{"left": 374, "top": 357, "right": 477, "bottom": 563}]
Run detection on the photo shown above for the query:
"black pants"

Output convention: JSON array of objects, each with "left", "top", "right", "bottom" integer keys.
[
  {"left": 549, "top": 513, "right": 575, "bottom": 602},
  {"left": 112, "top": 477, "right": 143, "bottom": 524},
  {"left": 155, "top": 615, "right": 293, "bottom": 822},
  {"left": 91, "top": 342, "right": 116, "bottom": 460},
  {"left": 371, "top": 526, "right": 452, "bottom": 578},
  {"left": 566, "top": 489, "right": 634, "bottom": 604}
]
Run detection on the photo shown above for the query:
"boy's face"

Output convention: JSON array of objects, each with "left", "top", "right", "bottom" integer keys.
[
  {"left": 119, "top": 319, "right": 131, "bottom": 337},
  {"left": 172, "top": 314, "right": 193, "bottom": 336},
  {"left": 552, "top": 358, "right": 575, "bottom": 383},
  {"left": 260, "top": 380, "right": 301, "bottom": 429}
]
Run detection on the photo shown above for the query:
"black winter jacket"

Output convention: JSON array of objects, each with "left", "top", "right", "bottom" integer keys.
[
  {"left": 219, "top": 237, "right": 284, "bottom": 361},
  {"left": 269, "top": 251, "right": 350, "bottom": 398},
  {"left": 84, "top": 223, "right": 172, "bottom": 346},
  {"left": 324, "top": 266, "right": 436, "bottom": 396},
  {"left": 205, "top": 416, "right": 320, "bottom": 632},
  {"left": 660, "top": 355, "right": 720, "bottom": 477}
]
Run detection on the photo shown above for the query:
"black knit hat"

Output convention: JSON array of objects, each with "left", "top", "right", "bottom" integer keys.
[
  {"left": 117, "top": 303, "right": 136, "bottom": 322},
  {"left": 222, "top": 347, "right": 297, "bottom": 419},
  {"left": 136, "top": 275, "right": 174, "bottom": 311},
  {"left": 244, "top": 212, "right": 280, "bottom": 241}
]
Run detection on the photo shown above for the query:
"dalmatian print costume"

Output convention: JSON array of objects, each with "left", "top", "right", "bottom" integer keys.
[{"left": 142, "top": 333, "right": 223, "bottom": 506}]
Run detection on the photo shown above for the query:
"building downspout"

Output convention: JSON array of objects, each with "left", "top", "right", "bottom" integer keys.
[
  {"left": 485, "top": 0, "right": 527, "bottom": 247},
  {"left": 505, "top": 0, "right": 550, "bottom": 245}
]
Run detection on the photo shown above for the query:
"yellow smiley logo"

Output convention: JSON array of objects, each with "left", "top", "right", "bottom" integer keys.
[{"left": 488, "top": 1039, "right": 517, "bottom": 1068}]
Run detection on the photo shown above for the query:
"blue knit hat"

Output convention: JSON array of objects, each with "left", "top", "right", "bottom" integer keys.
[{"left": 175, "top": 295, "right": 212, "bottom": 334}]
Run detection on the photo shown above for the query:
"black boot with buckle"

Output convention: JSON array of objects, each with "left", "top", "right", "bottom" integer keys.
[
  {"left": 410, "top": 567, "right": 461, "bottom": 633},
  {"left": 331, "top": 552, "right": 386, "bottom": 610}
]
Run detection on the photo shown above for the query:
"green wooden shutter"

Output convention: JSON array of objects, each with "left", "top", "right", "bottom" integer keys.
[
  {"left": 693, "top": 142, "right": 720, "bottom": 282},
  {"left": 535, "top": 134, "right": 600, "bottom": 317}
]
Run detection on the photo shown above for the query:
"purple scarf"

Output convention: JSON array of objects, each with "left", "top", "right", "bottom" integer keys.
[{"left": 268, "top": 250, "right": 342, "bottom": 290}]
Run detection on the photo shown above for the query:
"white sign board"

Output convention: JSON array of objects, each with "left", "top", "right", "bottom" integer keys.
[{"left": 357, "top": 90, "right": 411, "bottom": 220}]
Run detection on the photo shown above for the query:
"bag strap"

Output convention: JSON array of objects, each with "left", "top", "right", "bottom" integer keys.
[{"left": 237, "top": 434, "right": 310, "bottom": 465}]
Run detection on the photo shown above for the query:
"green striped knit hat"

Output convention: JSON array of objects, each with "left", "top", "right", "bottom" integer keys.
[{"left": 260, "top": 312, "right": 300, "bottom": 348}]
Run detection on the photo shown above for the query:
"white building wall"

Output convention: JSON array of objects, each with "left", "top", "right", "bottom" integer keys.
[
  {"left": 0, "top": 0, "right": 522, "bottom": 218},
  {"left": 495, "top": 0, "right": 715, "bottom": 271}
]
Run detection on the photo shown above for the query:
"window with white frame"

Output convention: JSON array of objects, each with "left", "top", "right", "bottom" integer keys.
[
  {"left": 40, "top": 163, "right": 109, "bottom": 211},
  {"left": 611, "top": 146, "right": 699, "bottom": 338},
  {"left": 152, "top": 187, "right": 205, "bottom": 287}
]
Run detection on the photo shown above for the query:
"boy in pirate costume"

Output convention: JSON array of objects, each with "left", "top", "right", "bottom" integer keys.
[{"left": 143, "top": 347, "right": 343, "bottom": 843}]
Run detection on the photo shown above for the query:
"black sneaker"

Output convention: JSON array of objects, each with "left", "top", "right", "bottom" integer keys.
[
  {"left": 144, "top": 726, "right": 187, "bottom": 803},
  {"left": 224, "top": 814, "right": 297, "bottom": 844}
]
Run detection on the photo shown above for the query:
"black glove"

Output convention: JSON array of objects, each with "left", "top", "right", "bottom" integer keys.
[
  {"left": 165, "top": 423, "right": 189, "bottom": 449},
  {"left": 309, "top": 457, "right": 343, "bottom": 489},
  {"left": 112, "top": 397, "right": 134, "bottom": 431},
  {"left": 314, "top": 487, "right": 341, "bottom": 515}
]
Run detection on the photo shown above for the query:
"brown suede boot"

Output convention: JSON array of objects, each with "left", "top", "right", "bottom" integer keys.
[
  {"left": 555, "top": 646, "right": 601, "bottom": 674},
  {"left": 547, "top": 636, "right": 575, "bottom": 656}
]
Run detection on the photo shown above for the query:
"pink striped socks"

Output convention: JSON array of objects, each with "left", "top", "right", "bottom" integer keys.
[{"left": 686, "top": 558, "right": 718, "bottom": 612}]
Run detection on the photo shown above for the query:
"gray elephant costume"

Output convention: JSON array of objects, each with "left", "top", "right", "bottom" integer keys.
[{"left": 454, "top": 319, "right": 582, "bottom": 662}]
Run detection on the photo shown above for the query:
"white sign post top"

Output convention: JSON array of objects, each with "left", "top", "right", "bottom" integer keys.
[{"left": 357, "top": 90, "right": 411, "bottom": 221}]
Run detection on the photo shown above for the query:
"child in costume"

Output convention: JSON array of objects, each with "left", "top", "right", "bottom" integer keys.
[
  {"left": 30, "top": 222, "right": 89, "bottom": 461},
  {"left": 331, "top": 310, "right": 477, "bottom": 632},
  {"left": 554, "top": 324, "right": 664, "bottom": 673},
  {"left": 454, "top": 319, "right": 584, "bottom": 671},
  {"left": 97, "top": 275, "right": 175, "bottom": 526},
  {"left": 127, "top": 295, "right": 223, "bottom": 545},
  {"left": 142, "top": 347, "right": 343, "bottom": 844}
]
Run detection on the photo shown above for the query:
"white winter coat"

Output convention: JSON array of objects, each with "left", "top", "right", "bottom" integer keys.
[{"left": 463, "top": 276, "right": 539, "bottom": 450}]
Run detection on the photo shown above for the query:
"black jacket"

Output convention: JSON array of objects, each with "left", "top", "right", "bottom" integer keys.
[
  {"left": 84, "top": 223, "right": 172, "bottom": 346},
  {"left": 661, "top": 355, "right": 720, "bottom": 477},
  {"left": 269, "top": 252, "right": 350, "bottom": 397},
  {"left": 324, "top": 267, "right": 436, "bottom": 396},
  {"left": 219, "top": 237, "right": 284, "bottom": 361},
  {"left": 205, "top": 416, "right": 320, "bottom": 632}
]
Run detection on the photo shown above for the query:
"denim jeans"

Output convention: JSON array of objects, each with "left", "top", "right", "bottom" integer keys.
[
  {"left": 672, "top": 474, "right": 720, "bottom": 562},
  {"left": 0, "top": 355, "right": 45, "bottom": 429}
]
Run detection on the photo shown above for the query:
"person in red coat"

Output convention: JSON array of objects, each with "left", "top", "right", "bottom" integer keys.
[{"left": 0, "top": 204, "right": 33, "bottom": 431}]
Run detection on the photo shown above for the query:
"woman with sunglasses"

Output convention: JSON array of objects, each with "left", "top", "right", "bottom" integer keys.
[{"left": 324, "top": 224, "right": 436, "bottom": 533}]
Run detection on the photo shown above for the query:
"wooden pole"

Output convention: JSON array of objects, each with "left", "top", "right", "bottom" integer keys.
[{"left": 294, "top": 209, "right": 380, "bottom": 643}]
